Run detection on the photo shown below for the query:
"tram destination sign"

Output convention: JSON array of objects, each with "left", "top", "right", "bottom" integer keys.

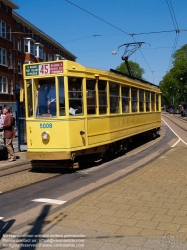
[{"left": 25, "top": 62, "right": 63, "bottom": 76}]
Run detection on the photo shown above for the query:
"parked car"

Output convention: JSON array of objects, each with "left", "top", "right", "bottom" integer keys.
[
  {"left": 169, "top": 108, "right": 174, "bottom": 114},
  {"left": 174, "top": 108, "right": 180, "bottom": 114}
]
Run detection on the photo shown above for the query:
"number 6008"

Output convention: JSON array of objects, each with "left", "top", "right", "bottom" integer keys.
[{"left": 40, "top": 123, "right": 52, "bottom": 128}]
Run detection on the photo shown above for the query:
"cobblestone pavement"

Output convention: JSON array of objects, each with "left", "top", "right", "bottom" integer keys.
[{"left": 2, "top": 143, "right": 186, "bottom": 250}]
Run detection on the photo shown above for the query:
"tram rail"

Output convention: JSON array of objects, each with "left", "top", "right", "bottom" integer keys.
[{"left": 162, "top": 112, "right": 187, "bottom": 131}]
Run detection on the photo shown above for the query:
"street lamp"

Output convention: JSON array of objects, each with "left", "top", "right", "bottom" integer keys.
[
  {"left": 179, "top": 77, "right": 187, "bottom": 104},
  {"left": 170, "top": 87, "right": 175, "bottom": 105}
]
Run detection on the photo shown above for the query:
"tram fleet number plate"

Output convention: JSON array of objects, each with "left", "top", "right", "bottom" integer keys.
[{"left": 40, "top": 123, "right": 52, "bottom": 128}]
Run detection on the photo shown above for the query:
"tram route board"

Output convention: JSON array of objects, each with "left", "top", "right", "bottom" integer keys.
[{"left": 25, "top": 62, "right": 63, "bottom": 76}]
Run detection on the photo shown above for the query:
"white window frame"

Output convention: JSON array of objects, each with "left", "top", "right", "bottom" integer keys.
[
  {"left": 54, "top": 54, "right": 62, "bottom": 61},
  {"left": 35, "top": 43, "right": 43, "bottom": 59},
  {"left": 9, "top": 78, "right": 13, "bottom": 94},
  {"left": 17, "top": 37, "right": 21, "bottom": 52},
  {"left": 0, "top": 76, "right": 7, "bottom": 93},
  {"left": 48, "top": 53, "right": 52, "bottom": 61},
  {"left": 0, "top": 19, "right": 6, "bottom": 38},
  {"left": 18, "top": 60, "right": 22, "bottom": 74},
  {"left": 0, "top": 47, "right": 6, "bottom": 65},
  {"left": 24, "top": 38, "right": 36, "bottom": 55}
]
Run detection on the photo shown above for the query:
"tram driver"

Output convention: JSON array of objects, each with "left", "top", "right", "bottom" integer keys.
[{"left": 47, "top": 84, "right": 56, "bottom": 116}]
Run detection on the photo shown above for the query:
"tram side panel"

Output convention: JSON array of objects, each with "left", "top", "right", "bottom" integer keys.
[{"left": 87, "top": 113, "right": 161, "bottom": 145}]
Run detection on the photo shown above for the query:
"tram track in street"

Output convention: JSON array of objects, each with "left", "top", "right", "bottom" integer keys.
[
  {"left": 162, "top": 113, "right": 187, "bottom": 131},
  {"left": 0, "top": 164, "right": 64, "bottom": 193}
]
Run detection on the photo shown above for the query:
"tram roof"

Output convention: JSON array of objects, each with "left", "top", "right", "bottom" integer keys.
[{"left": 110, "top": 69, "right": 159, "bottom": 89}]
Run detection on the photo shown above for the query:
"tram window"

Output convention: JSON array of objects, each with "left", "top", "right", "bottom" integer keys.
[
  {"left": 86, "top": 79, "right": 96, "bottom": 115},
  {"left": 98, "top": 80, "right": 107, "bottom": 114},
  {"left": 26, "top": 79, "right": 33, "bottom": 117},
  {"left": 139, "top": 90, "right": 144, "bottom": 112},
  {"left": 68, "top": 77, "right": 83, "bottom": 115},
  {"left": 132, "top": 88, "right": 138, "bottom": 112},
  {"left": 156, "top": 94, "right": 159, "bottom": 111},
  {"left": 109, "top": 82, "right": 119, "bottom": 114},
  {"left": 35, "top": 77, "right": 56, "bottom": 117},
  {"left": 122, "top": 86, "right": 129, "bottom": 113},
  {"left": 151, "top": 93, "right": 155, "bottom": 111},
  {"left": 146, "top": 91, "right": 150, "bottom": 111},
  {"left": 58, "top": 76, "right": 65, "bottom": 116}
]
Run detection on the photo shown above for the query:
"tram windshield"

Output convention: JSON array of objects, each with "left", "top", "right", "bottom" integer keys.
[{"left": 27, "top": 76, "right": 65, "bottom": 118}]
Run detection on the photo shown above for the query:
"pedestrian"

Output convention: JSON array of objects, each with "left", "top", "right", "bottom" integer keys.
[
  {"left": 0, "top": 110, "right": 5, "bottom": 145},
  {"left": 180, "top": 107, "right": 185, "bottom": 117},
  {"left": 3, "top": 107, "right": 16, "bottom": 162}
]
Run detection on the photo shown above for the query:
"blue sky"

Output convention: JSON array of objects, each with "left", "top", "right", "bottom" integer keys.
[{"left": 14, "top": 0, "right": 187, "bottom": 85}]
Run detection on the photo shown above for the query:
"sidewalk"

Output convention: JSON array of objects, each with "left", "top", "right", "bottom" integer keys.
[
  {"left": 1, "top": 129, "right": 187, "bottom": 249},
  {"left": 0, "top": 151, "right": 29, "bottom": 170}
]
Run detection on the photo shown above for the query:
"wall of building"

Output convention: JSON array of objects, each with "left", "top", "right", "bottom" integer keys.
[{"left": 0, "top": 0, "right": 76, "bottom": 113}]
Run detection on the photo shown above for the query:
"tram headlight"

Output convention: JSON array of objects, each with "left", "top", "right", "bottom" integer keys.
[{"left": 41, "top": 132, "right": 49, "bottom": 140}]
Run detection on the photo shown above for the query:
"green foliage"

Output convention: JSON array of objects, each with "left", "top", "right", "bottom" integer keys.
[
  {"left": 116, "top": 60, "right": 145, "bottom": 79},
  {"left": 159, "top": 44, "right": 187, "bottom": 107}
]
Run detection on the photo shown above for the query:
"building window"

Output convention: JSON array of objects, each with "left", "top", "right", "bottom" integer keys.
[
  {"left": 17, "top": 38, "right": 21, "bottom": 51},
  {"left": 35, "top": 43, "right": 43, "bottom": 59},
  {"left": 0, "top": 2, "right": 8, "bottom": 13},
  {"left": 30, "top": 41, "right": 34, "bottom": 55},
  {"left": 48, "top": 54, "right": 52, "bottom": 61},
  {"left": 54, "top": 54, "right": 62, "bottom": 61},
  {"left": 7, "top": 24, "right": 11, "bottom": 41},
  {"left": 9, "top": 78, "right": 13, "bottom": 94},
  {"left": 24, "top": 38, "right": 35, "bottom": 55},
  {"left": 9, "top": 51, "right": 12, "bottom": 68},
  {"left": 0, "top": 47, "right": 6, "bottom": 65},
  {"left": 18, "top": 60, "right": 22, "bottom": 74},
  {"left": 0, "top": 76, "right": 7, "bottom": 93},
  {"left": 43, "top": 51, "right": 46, "bottom": 61},
  {"left": 0, "top": 19, "right": 6, "bottom": 38},
  {"left": 24, "top": 39, "right": 28, "bottom": 52}
]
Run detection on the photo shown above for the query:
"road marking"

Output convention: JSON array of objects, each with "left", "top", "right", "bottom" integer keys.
[
  {"left": 162, "top": 118, "right": 187, "bottom": 147},
  {"left": 0, "top": 217, "right": 4, "bottom": 220},
  {"left": 32, "top": 198, "right": 66, "bottom": 205}
]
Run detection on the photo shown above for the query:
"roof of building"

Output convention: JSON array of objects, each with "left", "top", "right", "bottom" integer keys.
[
  {"left": 12, "top": 11, "right": 77, "bottom": 60},
  {"left": 1, "top": 0, "right": 19, "bottom": 9}
]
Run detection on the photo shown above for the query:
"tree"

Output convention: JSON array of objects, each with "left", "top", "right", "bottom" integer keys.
[
  {"left": 159, "top": 44, "right": 187, "bottom": 107},
  {"left": 116, "top": 60, "right": 145, "bottom": 79}
]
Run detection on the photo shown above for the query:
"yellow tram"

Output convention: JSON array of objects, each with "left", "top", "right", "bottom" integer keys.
[{"left": 21, "top": 60, "right": 161, "bottom": 168}]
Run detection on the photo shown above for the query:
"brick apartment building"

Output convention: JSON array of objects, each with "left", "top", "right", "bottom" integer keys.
[{"left": 0, "top": 0, "right": 76, "bottom": 115}]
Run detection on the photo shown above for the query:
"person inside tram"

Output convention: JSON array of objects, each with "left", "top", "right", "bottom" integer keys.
[
  {"left": 132, "top": 102, "right": 137, "bottom": 112},
  {"left": 47, "top": 84, "right": 56, "bottom": 116},
  {"left": 69, "top": 84, "right": 82, "bottom": 115},
  {"left": 122, "top": 100, "right": 129, "bottom": 113},
  {"left": 38, "top": 84, "right": 48, "bottom": 115}
]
